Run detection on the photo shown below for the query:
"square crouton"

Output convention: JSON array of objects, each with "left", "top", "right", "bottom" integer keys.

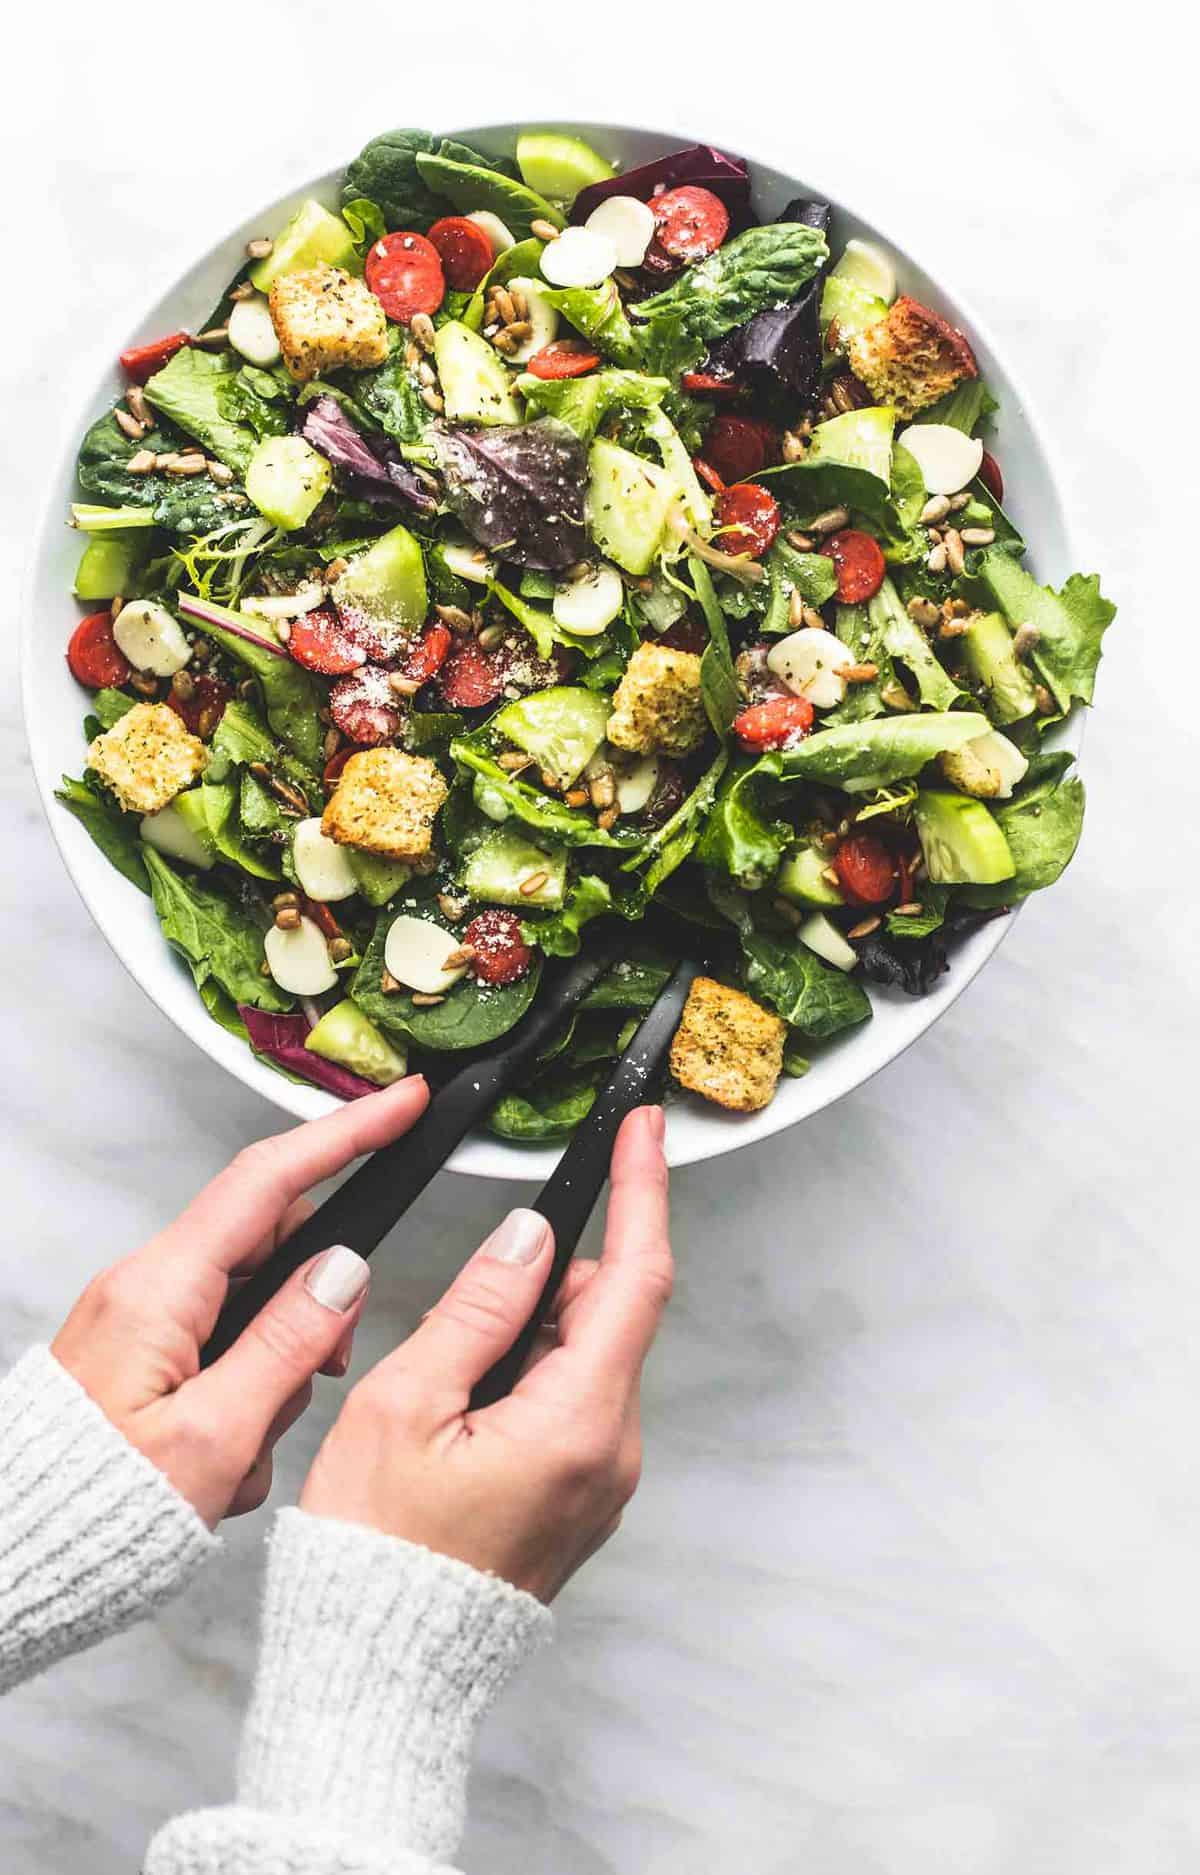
[
  {"left": 607, "top": 643, "right": 707, "bottom": 757},
  {"left": 846, "top": 295, "right": 978, "bottom": 419},
  {"left": 88, "top": 703, "right": 206, "bottom": 816},
  {"left": 269, "top": 264, "right": 389, "bottom": 383},
  {"left": 670, "top": 976, "right": 786, "bottom": 1114},
  {"left": 322, "top": 748, "right": 448, "bottom": 864}
]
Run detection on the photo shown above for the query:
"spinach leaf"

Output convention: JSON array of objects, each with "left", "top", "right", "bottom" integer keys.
[
  {"left": 515, "top": 367, "right": 669, "bottom": 443},
  {"left": 524, "top": 875, "right": 613, "bottom": 956},
  {"left": 636, "top": 224, "right": 829, "bottom": 353},
  {"left": 414, "top": 151, "right": 564, "bottom": 238},
  {"left": 143, "top": 848, "right": 290, "bottom": 1011},
  {"left": 961, "top": 773, "right": 1085, "bottom": 908},
  {"left": 777, "top": 712, "right": 989, "bottom": 792},
  {"left": 350, "top": 909, "right": 542, "bottom": 1049},
  {"left": 541, "top": 285, "right": 641, "bottom": 367},
  {"left": 759, "top": 456, "right": 896, "bottom": 530},
  {"left": 239, "top": 768, "right": 291, "bottom": 844},
  {"left": 689, "top": 558, "right": 738, "bottom": 738},
  {"left": 186, "top": 612, "right": 324, "bottom": 769},
  {"left": 885, "top": 885, "right": 949, "bottom": 939},
  {"left": 143, "top": 347, "right": 257, "bottom": 474},
  {"left": 432, "top": 418, "right": 588, "bottom": 570},
  {"left": 709, "top": 881, "right": 871, "bottom": 1040},
  {"left": 975, "top": 550, "right": 1116, "bottom": 714},
  {"left": 489, "top": 1067, "right": 604, "bottom": 1143},
  {"left": 489, "top": 580, "right": 611, "bottom": 662},
  {"left": 55, "top": 776, "right": 149, "bottom": 893},
  {"left": 695, "top": 757, "right": 789, "bottom": 889},
  {"left": 355, "top": 349, "right": 429, "bottom": 446},
  {"left": 704, "top": 198, "right": 831, "bottom": 402},
  {"left": 198, "top": 978, "right": 250, "bottom": 1040},
  {"left": 769, "top": 538, "right": 839, "bottom": 615},
  {"left": 581, "top": 947, "right": 675, "bottom": 1011},
  {"left": 403, "top": 710, "right": 464, "bottom": 754},
  {"left": 342, "top": 129, "right": 442, "bottom": 228},
  {"left": 77, "top": 412, "right": 233, "bottom": 534}
]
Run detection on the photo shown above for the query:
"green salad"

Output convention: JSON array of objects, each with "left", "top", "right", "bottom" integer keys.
[{"left": 58, "top": 128, "right": 1115, "bottom": 1137}]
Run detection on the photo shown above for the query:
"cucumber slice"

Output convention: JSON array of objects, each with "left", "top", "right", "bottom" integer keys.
[
  {"left": 493, "top": 686, "right": 611, "bottom": 788},
  {"left": 808, "top": 406, "right": 895, "bottom": 483},
  {"left": 819, "top": 275, "right": 888, "bottom": 346},
  {"left": 959, "top": 611, "right": 1038, "bottom": 727},
  {"left": 246, "top": 436, "right": 332, "bottom": 531},
  {"left": 332, "top": 524, "right": 427, "bottom": 649},
  {"left": 248, "top": 199, "right": 359, "bottom": 290},
  {"left": 831, "top": 238, "right": 897, "bottom": 305},
  {"left": 797, "top": 911, "right": 858, "bottom": 972},
  {"left": 913, "top": 791, "right": 1015, "bottom": 885},
  {"left": 588, "top": 438, "right": 679, "bottom": 576},
  {"left": 306, "top": 1001, "right": 407, "bottom": 1086},
  {"left": 347, "top": 849, "right": 412, "bottom": 907},
  {"left": 460, "top": 829, "right": 566, "bottom": 908},
  {"left": 140, "top": 798, "right": 215, "bottom": 871},
  {"left": 515, "top": 133, "right": 615, "bottom": 203},
  {"left": 552, "top": 564, "right": 623, "bottom": 636},
  {"left": 777, "top": 843, "right": 844, "bottom": 908},
  {"left": 433, "top": 320, "right": 521, "bottom": 426},
  {"left": 74, "top": 531, "right": 147, "bottom": 602}
]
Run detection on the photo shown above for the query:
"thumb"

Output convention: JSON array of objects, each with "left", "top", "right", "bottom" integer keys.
[
  {"left": 191, "top": 1245, "right": 370, "bottom": 1461},
  {"left": 400, "top": 1209, "right": 553, "bottom": 1396}
]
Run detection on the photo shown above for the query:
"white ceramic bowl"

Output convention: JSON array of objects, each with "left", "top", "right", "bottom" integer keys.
[{"left": 22, "top": 121, "right": 1078, "bottom": 1178}]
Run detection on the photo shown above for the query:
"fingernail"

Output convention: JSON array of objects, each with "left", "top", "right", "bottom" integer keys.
[
  {"left": 644, "top": 1105, "right": 666, "bottom": 1145},
  {"left": 480, "top": 1208, "right": 550, "bottom": 1267},
  {"left": 305, "top": 1245, "right": 370, "bottom": 1313}
]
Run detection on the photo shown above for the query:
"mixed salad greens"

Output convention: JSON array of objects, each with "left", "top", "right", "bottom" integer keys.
[{"left": 58, "top": 129, "right": 1115, "bottom": 1139}]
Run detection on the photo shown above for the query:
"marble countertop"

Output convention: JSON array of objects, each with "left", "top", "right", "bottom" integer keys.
[{"left": 2, "top": 8, "right": 1193, "bottom": 1869}]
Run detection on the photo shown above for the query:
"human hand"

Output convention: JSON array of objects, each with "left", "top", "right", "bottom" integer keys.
[
  {"left": 300, "top": 1106, "right": 672, "bottom": 1601},
  {"left": 51, "top": 1076, "right": 430, "bottom": 1527}
]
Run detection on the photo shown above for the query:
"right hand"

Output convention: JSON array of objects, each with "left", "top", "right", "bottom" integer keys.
[{"left": 300, "top": 1106, "right": 672, "bottom": 1601}]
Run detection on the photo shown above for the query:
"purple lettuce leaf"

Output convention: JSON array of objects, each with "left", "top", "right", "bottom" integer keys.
[
  {"left": 300, "top": 396, "right": 437, "bottom": 513},
  {"left": 430, "top": 417, "right": 588, "bottom": 570},
  {"left": 705, "top": 199, "right": 832, "bottom": 401},
  {"left": 238, "top": 1005, "right": 380, "bottom": 1101},
  {"left": 571, "top": 144, "right": 753, "bottom": 231}
]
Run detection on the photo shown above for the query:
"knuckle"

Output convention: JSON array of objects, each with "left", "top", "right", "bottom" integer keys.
[
  {"left": 232, "top": 1134, "right": 291, "bottom": 1189},
  {"left": 249, "top": 1305, "right": 315, "bottom": 1376},
  {"left": 86, "top": 1261, "right": 140, "bottom": 1318},
  {"left": 637, "top": 1255, "right": 674, "bottom": 1312},
  {"left": 435, "top": 1273, "right": 518, "bottom": 1344}
]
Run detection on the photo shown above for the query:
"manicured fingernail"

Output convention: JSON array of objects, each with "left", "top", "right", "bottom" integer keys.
[
  {"left": 481, "top": 1208, "right": 550, "bottom": 1267},
  {"left": 305, "top": 1245, "right": 370, "bottom": 1313},
  {"left": 644, "top": 1105, "right": 666, "bottom": 1144}
]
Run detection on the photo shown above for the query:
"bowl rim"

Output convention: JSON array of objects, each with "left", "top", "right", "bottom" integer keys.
[{"left": 21, "top": 118, "right": 1081, "bottom": 1179}]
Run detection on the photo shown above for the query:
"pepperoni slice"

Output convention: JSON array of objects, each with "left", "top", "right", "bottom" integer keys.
[
  {"left": 834, "top": 832, "right": 896, "bottom": 906},
  {"left": 426, "top": 216, "right": 494, "bottom": 291},
  {"left": 651, "top": 186, "right": 730, "bottom": 262},
  {"left": 67, "top": 611, "right": 131, "bottom": 689},
  {"left": 680, "top": 368, "right": 741, "bottom": 397},
  {"left": 714, "top": 481, "right": 780, "bottom": 559},
  {"left": 437, "top": 640, "right": 504, "bottom": 710},
  {"left": 979, "top": 449, "right": 1004, "bottom": 504},
  {"left": 288, "top": 607, "right": 369, "bottom": 676},
  {"left": 525, "top": 339, "right": 602, "bottom": 380},
  {"left": 329, "top": 598, "right": 391, "bottom": 665},
  {"left": 463, "top": 909, "right": 533, "bottom": 986},
  {"left": 364, "top": 231, "right": 445, "bottom": 323},
  {"left": 400, "top": 622, "right": 452, "bottom": 686},
  {"left": 701, "top": 413, "right": 778, "bottom": 486},
  {"left": 818, "top": 529, "right": 886, "bottom": 604},
  {"left": 329, "top": 666, "right": 404, "bottom": 745},
  {"left": 167, "top": 672, "right": 231, "bottom": 739},
  {"left": 732, "top": 695, "right": 814, "bottom": 752}
]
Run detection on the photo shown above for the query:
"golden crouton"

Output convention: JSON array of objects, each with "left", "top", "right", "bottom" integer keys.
[
  {"left": 607, "top": 643, "right": 707, "bottom": 757},
  {"left": 88, "top": 703, "right": 206, "bottom": 816},
  {"left": 846, "top": 295, "right": 978, "bottom": 419},
  {"left": 269, "top": 264, "right": 389, "bottom": 383},
  {"left": 322, "top": 748, "right": 448, "bottom": 863},
  {"left": 669, "top": 976, "right": 786, "bottom": 1114}
]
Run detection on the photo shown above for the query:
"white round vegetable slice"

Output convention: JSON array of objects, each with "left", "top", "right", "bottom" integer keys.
[
  {"left": 767, "top": 628, "right": 856, "bottom": 710},
  {"left": 292, "top": 818, "right": 359, "bottom": 903},
  {"left": 964, "top": 729, "right": 1029, "bottom": 799},
  {"left": 797, "top": 911, "right": 858, "bottom": 973},
  {"left": 611, "top": 750, "right": 660, "bottom": 816},
  {"left": 584, "top": 195, "right": 655, "bottom": 267},
  {"left": 539, "top": 226, "right": 618, "bottom": 289},
  {"left": 264, "top": 917, "right": 337, "bottom": 996},
  {"left": 466, "top": 209, "right": 516, "bottom": 256},
  {"left": 384, "top": 916, "right": 470, "bottom": 995},
  {"left": 441, "top": 541, "right": 496, "bottom": 584},
  {"left": 502, "top": 277, "right": 559, "bottom": 362},
  {"left": 229, "top": 292, "right": 282, "bottom": 366},
  {"left": 113, "top": 599, "right": 192, "bottom": 677},
  {"left": 833, "top": 238, "right": 897, "bottom": 304},
  {"left": 898, "top": 423, "right": 984, "bottom": 496},
  {"left": 552, "top": 564, "right": 624, "bottom": 636}
]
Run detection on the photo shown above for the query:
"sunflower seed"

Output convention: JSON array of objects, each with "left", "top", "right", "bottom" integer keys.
[
  {"left": 892, "top": 902, "right": 923, "bottom": 917},
  {"left": 437, "top": 891, "right": 468, "bottom": 922},
  {"left": 808, "top": 507, "right": 850, "bottom": 536},
  {"left": 926, "top": 542, "right": 948, "bottom": 574},
  {"left": 381, "top": 970, "right": 402, "bottom": 993},
  {"left": 919, "top": 494, "right": 951, "bottom": 525},
  {"left": 564, "top": 787, "right": 589, "bottom": 808},
  {"left": 960, "top": 527, "right": 995, "bottom": 547},
  {"left": 207, "top": 460, "right": 234, "bottom": 485},
  {"left": 785, "top": 529, "right": 814, "bottom": 552},
  {"left": 519, "top": 870, "right": 550, "bottom": 897},
  {"left": 114, "top": 408, "right": 146, "bottom": 441},
  {"left": 193, "top": 326, "right": 230, "bottom": 350},
  {"left": 943, "top": 528, "right": 966, "bottom": 576},
  {"left": 907, "top": 597, "right": 941, "bottom": 628},
  {"left": 228, "top": 280, "right": 256, "bottom": 302},
  {"left": 1035, "top": 683, "right": 1057, "bottom": 715},
  {"left": 848, "top": 915, "right": 881, "bottom": 939},
  {"left": 411, "top": 992, "right": 445, "bottom": 1007},
  {"left": 1012, "top": 622, "right": 1041, "bottom": 659},
  {"left": 498, "top": 749, "right": 534, "bottom": 772},
  {"left": 802, "top": 606, "right": 826, "bottom": 631},
  {"left": 477, "top": 623, "right": 505, "bottom": 650},
  {"left": 245, "top": 237, "right": 273, "bottom": 260},
  {"left": 588, "top": 769, "right": 616, "bottom": 811},
  {"left": 125, "top": 385, "right": 150, "bottom": 425},
  {"left": 434, "top": 604, "right": 475, "bottom": 633},
  {"left": 530, "top": 218, "right": 560, "bottom": 243},
  {"left": 788, "top": 587, "right": 807, "bottom": 628},
  {"left": 781, "top": 430, "right": 808, "bottom": 463},
  {"left": 417, "top": 359, "right": 438, "bottom": 388},
  {"left": 442, "top": 945, "right": 476, "bottom": 970},
  {"left": 410, "top": 312, "right": 436, "bottom": 352},
  {"left": 948, "top": 492, "right": 971, "bottom": 512},
  {"left": 125, "top": 448, "right": 156, "bottom": 474},
  {"left": 420, "top": 386, "right": 445, "bottom": 413},
  {"left": 596, "top": 806, "right": 618, "bottom": 832}
]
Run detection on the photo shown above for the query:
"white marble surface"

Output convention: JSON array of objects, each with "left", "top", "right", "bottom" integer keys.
[{"left": 2, "top": 7, "right": 1194, "bottom": 1868}]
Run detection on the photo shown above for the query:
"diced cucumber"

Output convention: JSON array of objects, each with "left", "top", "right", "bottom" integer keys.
[
  {"left": 460, "top": 829, "right": 566, "bottom": 908},
  {"left": 248, "top": 199, "right": 359, "bottom": 290},
  {"left": 914, "top": 791, "right": 1015, "bottom": 885},
  {"left": 516, "top": 133, "right": 615, "bottom": 203},
  {"left": 433, "top": 320, "right": 521, "bottom": 426},
  {"left": 306, "top": 1000, "right": 407, "bottom": 1086},
  {"left": 347, "top": 848, "right": 412, "bottom": 907},
  {"left": 831, "top": 238, "right": 896, "bottom": 305},
  {"left": 493, "top": 686, "right": 611, "bottom": 787},
  {"left": 797, "top": 911, "right": 858, "bottom": 972},
  {"left": 959, "top": 611, "right": 1039, "bottom": 726},
  {"left": 808, "top": 406, "right": 896, "bottom": 483},
  {"left": 588, "top": 437, "right": 679, "bottom": 576},
  {"left": 819, "top": 274, "right": 888, "bottom": 346},
  {"left": 140, "top": 797, "right": 215, "bottom": 871},
  {"left": 246, "top": 436, "right": 332, "bottom": 531},
  {"left": 552, "top": 564, "right": 623, "bottom": 635},
  {"left": 332, "top": 524, "right": 427, "bottom": 647},
  {"left": 74, "top": 531, "right": 148, "bottom": 601},
  {"left": 777, "top": 843, "right": 844, "bottom": 908}
]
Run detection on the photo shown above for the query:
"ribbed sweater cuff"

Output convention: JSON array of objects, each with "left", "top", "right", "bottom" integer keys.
[
  {"left": 235, "top": 1508, "right": 552, "bottom": 1862},
  {"left": 0, "top": 1347, "right": 218, "bottom": 1693}
]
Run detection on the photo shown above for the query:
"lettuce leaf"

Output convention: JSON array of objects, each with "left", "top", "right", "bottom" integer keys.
[
  {"left": 709, "top": 881, "right": 871, "bottom": 1040},
  {"left": 55, "top": 776, "right": 149, "bottom": 893},
  {"left": 695, "top": 757, "right": 789, "bottom": 889},
  {"left": 541, "top": 284, "right": 641, "bottom": 367},
  {"left": 635, "top": 224, "right": 829, "bottom": 354},
  {"left": 961, "top": 772, "right": 1086, "bottom": 907},
  {"left": 414, "top": 150, "right": 564, "bottom": 238},
  {"left": 431, "top": 417, "right": 588, "bottom": 570},
  {"left": 975, "top": 550, "right": 1116, "bottom": 714},
  {"left": 777, "top": 711, "right": 989, "bottom": 792},
  {"left": 144, "top": 849, "right": 291, "bottom": 1012},
  {"left": 515, "top": 367, "right": 669, "bottom": 443},
  {"left": 143, "top": 347, "right": 257, "bottom": 475},
  {"left": 524, "top": 876, "right": 613, "bottom": 957}
]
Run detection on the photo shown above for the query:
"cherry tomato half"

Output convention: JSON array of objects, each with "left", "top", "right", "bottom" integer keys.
[
  {"left": 833, "top": 832, "right": 896, "bottom": 905},
  {"left": 525, "top": 340, "right": 602, "bottom": 380},
  {"left": 464, "top": 909, "right": 533, "bottom": 985},
  {"left": 119, "top": 332, "right": 188, "bottom": 383},
  {"left": 732, "top": 694, "right": 815, "bottom": 751},
  {"left": 67, "top": 612, "right": 130, "bottom": 689}
]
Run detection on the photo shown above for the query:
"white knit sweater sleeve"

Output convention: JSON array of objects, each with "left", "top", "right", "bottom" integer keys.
[
  {"left": 0, "top": 1346, "right": 218, "bottom": 1693},
  {"left": 145, "top": 1508, "right": 552, "bottom": 1875}
]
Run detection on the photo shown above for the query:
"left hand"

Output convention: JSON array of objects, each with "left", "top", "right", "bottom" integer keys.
[{"left": 52, "top": 1075, "right": 429, "bottom": 1527}]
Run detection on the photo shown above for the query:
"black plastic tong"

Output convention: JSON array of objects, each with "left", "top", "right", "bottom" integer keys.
[{"left": 201, "top": 926, "right": 697, "bottom": 1405}]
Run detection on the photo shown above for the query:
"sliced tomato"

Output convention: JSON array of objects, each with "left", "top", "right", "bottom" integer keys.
[
  {"left": 715, "top": 481, "right": 780, "bottom": 559},
  {"left": 400, "top": 622, "right": 452, "bottom": 686},
  {"left": 819, "top": 529, "right": 886, "bottom": 604},
  {"left": 288, "top": 607, "right": 368, "bottom": 676},
  {"left": 464, "top": 909, "right": 533, "bottom": 986},
  {"left": 702, "top": 413, "right": 778, "bottom": 485},
  {"left": 979, "top": 449, "right": 1004, "bottom": 504},
  {"left": 733, "top": 695, "right": 815, "bottom": 752},
  {"left": 652, "top": 186, "right": 730, "bottom": 262},
  {"left": 426, "top": 216, "right": 494, "bottom": 291},
  {"left": 437, "top": 639, "right": 504, "bottom": 710},
  {"left": 119, "top": 331, "right": 188, "bottom": 384},
  {"left": 680, "top": 368, "right": 741, "bottom": 397},
  {"left": 526, "top": 339, "right": 602, "bottom": 380},
  {"left": 323, "top": 746, "right": 355, "bottom": 789},
  {"left": 329, "top": 667, "right": 403, "bottom": 745},
  {"left": 67, "top": 612, "right": 131, "bottom": 689},
  {"left": 834, "top": 832, "right": 896, "bottom": 906},
  {"left": 167, "top": 672, "right": 231, "bottom": 738},
  {"left": 304, "top": 898, "right": 345, "bottom": 943},
  {"left": 364, "top": 231, "right": 445, "bottom": 323}
]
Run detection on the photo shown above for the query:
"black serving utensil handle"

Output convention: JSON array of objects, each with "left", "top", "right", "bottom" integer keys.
[
  {"left": 468, "top": 956, "right": 699, "bottom": 1411},
  {"left": 200, "top": 931, "right": 623, "bottom": 1369}
]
